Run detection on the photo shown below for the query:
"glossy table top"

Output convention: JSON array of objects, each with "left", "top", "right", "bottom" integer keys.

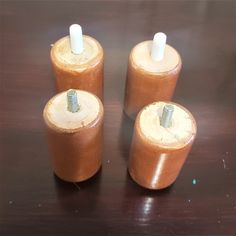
[{"left": 1, "top": 1, "right": 236, "bottom": 235}]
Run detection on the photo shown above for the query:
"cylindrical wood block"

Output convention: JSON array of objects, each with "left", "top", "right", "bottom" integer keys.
[
  {"left": 124, "top": 41, "right": 182, "bottom": 119},
  {"left": 43, "top": 90, "right": 104, "bottom": 182},
  {"left": 128, "top": 101, "right": 197, "bottom": 190},
  {"left": 50, "top": 35, "right": 104, "bottom": 100}
]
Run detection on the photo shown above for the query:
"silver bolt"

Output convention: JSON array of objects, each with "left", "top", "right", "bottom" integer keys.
[
  {"left": 67, "top": 90, "right": 79, "bottom": 113},
  {"left": 160, "top": 104, "right": 174, "bottom": 128}
]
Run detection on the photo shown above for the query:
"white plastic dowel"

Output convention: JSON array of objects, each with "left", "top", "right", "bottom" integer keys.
[
  {"left": 151, "top": 32, "right": 167, "bottom": 62},
  {"left": 69, "top": 24, "right": 84, "bottom": 54}
]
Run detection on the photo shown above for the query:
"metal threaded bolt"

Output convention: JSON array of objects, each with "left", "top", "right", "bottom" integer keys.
[
  {"left": 160, "top": 104, "right": 174, "bottom": 128},
  {"left": 67, "top": 89, "right": 79, "bottom": 113}
]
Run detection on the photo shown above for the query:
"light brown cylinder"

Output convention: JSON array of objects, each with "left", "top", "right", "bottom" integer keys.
[
  {"left": 43, "top": 90, "right": 104, "bottom": 182},
  {"left": 124, "top": 41, "right": 182, "bottom": 119},
  {"left": 50, "top": 35, "right": 104, "bottom": 100},
  {"left": 128, "top": 101, "right": 197, "bottom": 190}
]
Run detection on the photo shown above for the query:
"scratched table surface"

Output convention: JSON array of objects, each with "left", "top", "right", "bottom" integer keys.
[{"left": 0, "top": 1, "right": 236, "bottom": 235}]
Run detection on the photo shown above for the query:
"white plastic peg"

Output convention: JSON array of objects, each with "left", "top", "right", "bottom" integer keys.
[
  {"left": 69, "top": 24, "right": 84, "bottom": 54},
  {"left": 151, "top": 32, "right": 167, "bottom": 62}
]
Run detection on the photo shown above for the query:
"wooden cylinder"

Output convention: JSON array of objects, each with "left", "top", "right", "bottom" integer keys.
[
  {"left": 50, "top": 35, "right": 104, "bottom": 100},
  {"left": 128, "top": 101, "right": 197, "bottom": 190},
  {"left": 43, "top": 90, "right": 104, "bottom": 182},
  {"left": 124, "top": 41, "right": 182, "bottom": 119}
]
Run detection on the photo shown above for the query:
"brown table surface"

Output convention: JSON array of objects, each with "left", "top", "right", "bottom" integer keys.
[{"left": 1, "top": 1, "right": 236, "bottom": 235}]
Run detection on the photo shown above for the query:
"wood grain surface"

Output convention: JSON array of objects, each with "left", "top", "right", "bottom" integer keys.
[{"left": 0, "top": 1, "right": 236, "bottom": 235}]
